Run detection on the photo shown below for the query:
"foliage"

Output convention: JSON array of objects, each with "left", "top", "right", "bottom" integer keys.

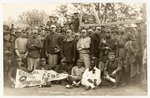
[
  {"left": 71, "top": 3, "right": 143, "bottom": 24},
  {"left": 18, "top": 9, "right": 48, "bottom": 29}
]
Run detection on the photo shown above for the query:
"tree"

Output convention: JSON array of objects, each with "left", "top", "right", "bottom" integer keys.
[
  {"left": 18, "top": 9, "right": 48, "bottom": 29},
  {"left": 71, "top": 3, "right": 143, "bottom": 24},
  {"left": 55, "top": 5, "right": 68, "bottom": 18}
]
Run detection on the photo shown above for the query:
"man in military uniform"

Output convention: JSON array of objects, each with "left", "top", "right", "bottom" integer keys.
[{"left": 4, "top": 31, "right": 11, "bottom": 86}]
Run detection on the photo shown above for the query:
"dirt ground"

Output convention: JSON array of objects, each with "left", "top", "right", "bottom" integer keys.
[{"left": 4, "top": 82, "right": 147, "bottom": 96}]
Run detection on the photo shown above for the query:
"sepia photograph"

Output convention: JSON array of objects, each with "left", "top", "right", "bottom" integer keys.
[{"left": 2, "top": 0, "right": 147, "bottom": 96}]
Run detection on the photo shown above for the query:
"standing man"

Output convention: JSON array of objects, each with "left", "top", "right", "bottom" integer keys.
[
  {"left": 77, "top": 29, "right": 91, "bottom": 68},
  {"left": 99, "top": 29, "right": 115, "bottom": 70},
  {"left": 26, "top": 30, "right": 43, "bottom": 72},
  {"left": 15, "top": 30, "right": 22, "bottom": 38},
  {"left": 123, "top": 33, "right": 138, "bottom": 85},
  {"left": 4, "top": 31, "right": 11, "bottom": 86},
  {"left": 15, "top": 30, "right": 28, "bottom": 64},
  {"left": 61, "top": 29, "right": 76, "bottom": 74},
  {"left": 90, "top": 27, "right": 101, "bottom": 67},
  {"left": 70, "top": 12, "right": 79, "bottom": 33},
  {"left": 46, "top": 16, "right": 54, "bottom": 28},
  {"left": 8, "top": 33, "right": 16, "bottom": 86},
  {"left": 39, "top": 29, "right": 47, "bottom": 58},
  {"left": 45, "top": 25, "right": 61, "bottom": 70}
]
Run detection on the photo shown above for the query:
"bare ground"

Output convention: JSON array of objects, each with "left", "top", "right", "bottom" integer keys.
[{"left": 4, "top": 83, "right": 147, "bottom": 96}]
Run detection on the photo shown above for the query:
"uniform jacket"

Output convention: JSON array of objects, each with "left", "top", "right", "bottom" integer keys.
[
  {"left": 90, "top": 32, "right": 100, "bottom": 58},
  {"left": 26, "top": 37, "right": 43, "bottom": 58},
  {"left": 61, "top": 37, "right": 76, "bottom": 62},
  {"left": 105, "top": 58, "right": 122, "bottom": 74},
  {"left": 45, "top": 32, "right": 61, "bottom": 54}
]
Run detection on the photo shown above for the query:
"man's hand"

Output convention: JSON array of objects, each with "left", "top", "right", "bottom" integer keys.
[
  {"left": 31, "top": 44, "right": 35, "bottom": 47},
  {"left": 63, "top": 71, "right": 68, "bottom": 74},
  {"left": 23, "top": 54, "right": 27, "bottom": 59},
  {"left": 72, "top": 58, "right": 75, "bottom": 63},
  {"left": 111, "top": 70, "right": 117, "bottom": 76},
  {"left": 94, "top": 79, "right": 97, "bottom": 86},
  {"left": 87, "top": 79, "right": 93, "bottom": 83},
  {"left": 45, "top": 52, "right": 48, "bottom": 57},
  {"left": 92, "top": 56, "right": 96, "bottom": 60},
  {"left": 105, "top": 47, "right": 110, "bottom": 49},
  {"left": 78, "top": 47, "right": 82, "bottom": 51}
]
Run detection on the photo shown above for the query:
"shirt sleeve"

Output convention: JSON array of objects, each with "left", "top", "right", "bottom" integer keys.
[
  {"left": 15, "top": 38, "right": 18, "bottom": 50},
  {"left": 71, "top": 67, "right": 75, "bottom": 76}
]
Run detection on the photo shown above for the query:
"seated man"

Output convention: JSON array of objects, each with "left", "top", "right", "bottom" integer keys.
[
  {"left": 65, "top": 59, "right": 85, "bottom": 89},
  {"left": 55, "top": 58, "right": 69, "bottom": 85},
  {"left": 37, "top": 58, "right": 52, "bottom": 87},
  {"left": 36, "top": 58, "right": 52, "bottom": 70},
  {"left": 9, "top": 58, "right": 27, "bottom": 87},
  {"left": 104, "top": 51, "right": 122, "bottom": 89},
  {"left": 81, "top": 60, "right": 101, "bottom": 90}
]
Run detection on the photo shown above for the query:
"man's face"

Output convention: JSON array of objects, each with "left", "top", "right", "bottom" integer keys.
[
  {"left": 61, "top": 62, "right": 67, "bottom": 66},
  {"left": 51, "top": 27, "right": 56, "bottom": 32},
  {"left": 41, "top": 61, "right": 46, "bottom": 65},
  {"left": 61, "top": 31, "right": 66, "bottom": 36},
  {"left": 41, "top": 30, "right": 46, "bottom": 37},
  {"left": 17, "top": 61, "right": 23, "bottom": 67},
  {"left": 108, "top": 54, "right": 115, "bottom": 61},
  {"left": 66, "top": 30, "right": 72, "bottom": 37},
  {"left": 21, "top": 32, "right": 27, "bottom": 37},
  {"left": 75, "top": 35, "right": 80, "bottom": 41},
  {"left": 49, "top": 17, "right": 52, "bottom": 21},
  {"left": 81, "top": 31, "right": 86, "bottom": 38},
  {"left": 90, "top": 61, "right": 95, "bottom": 69},
  {"left": 112, "top": 33, "right": 118, "bottom": 39},
  {"left": 100, "top": 32, "right": 106, "bottom": 38},
  {"left": 55, "top": 17, "right": 58, "bottom": 22},
  {"left": 27, "top": 33, "right": 32, "bottom": 39},
  {"left": 10, "top": 35, "right": 16, "bottom": 42},
  {"left": 4, "top": 34, "right": 10, "bottom": 41},
  {"left": 16, "top": 32, "right": 21, "bottom": 38},
  {"left": 77, "top": 62, "right": 82, "bottom": 68},
  {"left": 106, "top": 31, "right": 111, "bottom": 37},
  {"left": 33, "top": 33, "right": 38, "bottom": 38}
]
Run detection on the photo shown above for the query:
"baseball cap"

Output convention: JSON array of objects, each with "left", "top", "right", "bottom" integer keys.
[
  {"left": 16, "top": 58, "right": 22, "bottom": 62},
  {"left": 51, "top": 25, "right": 56, "bottom": 28},
  {"left": 96, "top": 27, "right": 101, "bottom": 30},
  {"left": 77, "top": 59, "right": 83, "bottom": 63},
  {"left": 40, "top": 58, "right": 46, "bottom": 62},
  {"left": 61, "top": 58, "right": 67, "bottom": 63},
  {"left": 15, "top": 30, "right": 21, "bottom": 33},
  {"left": 81, "top": 29, "right": 86, "bottom": 33},
  {"left": 108, "top": 51, "right": 115, "bottom": 56},
  {"left": 32, "top": 30, "right": 38, "bottom": 34}
]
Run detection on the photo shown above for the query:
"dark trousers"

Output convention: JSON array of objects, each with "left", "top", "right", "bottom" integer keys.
[
  {"left": 109, "top": 71, "right": 122, "bottom": 86},
  {"left": 66, "top": 62, "right": 73, "bottom": 75}
]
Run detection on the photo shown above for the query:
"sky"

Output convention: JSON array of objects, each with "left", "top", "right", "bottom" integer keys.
[
  {"left": 2, "top": 3, "right": 79, "bottom": 27},
  {"left": 3, "top": 3, "right": 63, "bottom": 21}
]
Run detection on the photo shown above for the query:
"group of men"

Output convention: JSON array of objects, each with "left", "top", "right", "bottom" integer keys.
[{"left": 3, "top": 15, "right": 140, "bottom": 90}]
